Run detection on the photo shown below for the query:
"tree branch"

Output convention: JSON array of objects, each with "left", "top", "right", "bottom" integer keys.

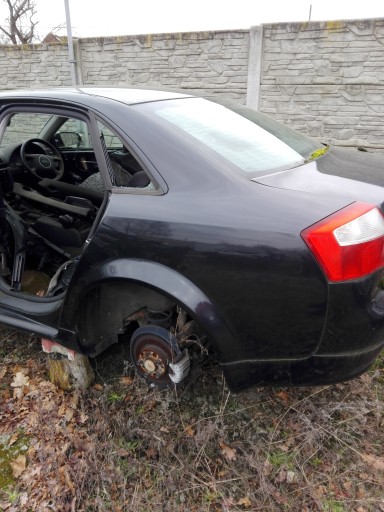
[{"left": 0, "top": 0, "right": 38, "bottom": 44}]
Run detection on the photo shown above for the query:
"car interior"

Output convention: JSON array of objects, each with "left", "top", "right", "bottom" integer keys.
[{"left": 0, "top": 111, "right": 153, "bottom": 297}]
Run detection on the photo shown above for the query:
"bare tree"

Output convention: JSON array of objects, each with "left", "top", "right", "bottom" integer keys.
[{"left": 0, "top": 0, "right": 38, "bottom": 44}]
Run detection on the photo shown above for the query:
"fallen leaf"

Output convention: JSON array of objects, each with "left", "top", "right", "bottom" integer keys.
[
  {"left": 27, "top": 445, "right": 36, "bottom": 460},
  {"left": 219, "top": 441, "right": 237, "bottom": 462},
  {"left": 146, "top": 446, "right": 158, "bottom": 459},
  {"left": 8, "top": 433, "right": 19, "bottom": 446},
  {"left": 11, "top": 365, "right": 25, "bottom": 374},
  {"left": 58, "top": 403, "right": 67, "bottom": 417},
  {"left": 19, "top": 493, "right": 28, "bottom": 507},
  {"left": 11, "top": 372, "right": 29, "bottom": 388},
  {"left": 69, "top": 392, "right": 80, "bottom": 409},
  {"left": 93, "top": 383, "right": 103, "bottom": 391},
  {"left": 120, "top": 376, "right": 133, "bottom": 386},
  {"left": 1, "top": 388, "right": 11, "bottom": 401},
  {"left": 287, "top": 420, "right": 302, "bottom": 432},
  {"left": 27, "top": 378, "right": 40, "bottom": 391},
  {"left": 185, "top": 425, "right": 195, "bottom": 437},
  {"left": 286, "top": 470, "right": 297, "bottom": 484},
  {"left": 26, "top": 412, "right": 39, "bottom": 428},
  {"left": 275, "top": 390, "right": 290, "bottom": 404},
  {"left": 10, "top": 454, "right": 26, "bottom": 478},
  {"left": 142, "top": 400, "right": 157, "bottom": 413},
  {"left": 343, "top": 480, "right": 353, "bottom": 494},
  {"left": 59, "top": 465, "right": 75, "bottom": 494},
  {"left": 0, "top": 367, "right": 7, "bottom": 379},
  {"left": 160, "top": 426, "right": 170, "bottom": 433},
  {"left": 263, "top": 459, "right": 273, "bottom": 476},
  {"left": 313, "top": 485, "right": 327, "bottom": 498},
  {"left": 270, "top": 489, "right": 288, "bottom": 505},
  {"left": 237, "top": 497, "right": 252, "bottom": 508},
  {"left": 116, "top": 448, "right": 130, "bottom": 457},
  {"left": 65, "top": 407, "right": 75, "bottom": 422},
  {"left": 13, "top": 387, "right": 25, "bottom": 400},
  {"left": 73, "top": 439, "right": 92, "bottom": 453},
  {"left": 279, "top": 441, "right": 293, "bottom": 452},
  {"left": 77, "top": 412, "right": 88, "bottom": 424},
  {"left": 363, "top": 453, "right": 384, "bottom": 471}
]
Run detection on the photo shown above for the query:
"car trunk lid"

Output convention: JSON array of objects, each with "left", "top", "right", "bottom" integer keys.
[{"left": 252, "top": 146, "right": 384, "bottom": 211}]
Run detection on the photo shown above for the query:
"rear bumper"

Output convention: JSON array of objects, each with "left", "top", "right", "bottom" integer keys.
[
  {"left": 316, "top": 270, "right": 384, "bottom": 356},
  {"left": 223, "top": 269, "right": 384, "bottom": 391},
  {"left": 223, "top": 341, "right": 384, "bottom": 392}
]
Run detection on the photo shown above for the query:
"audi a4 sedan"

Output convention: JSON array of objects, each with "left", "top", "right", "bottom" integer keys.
[{"left": 0, "top": 86, "right": 383, "bottom": 392}]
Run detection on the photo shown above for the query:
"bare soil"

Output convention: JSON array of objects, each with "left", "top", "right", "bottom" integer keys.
[{"left": 0, "top": 329, "right": 384, "bottom": 511}]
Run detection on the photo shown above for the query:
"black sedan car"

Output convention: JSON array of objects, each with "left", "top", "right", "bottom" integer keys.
[{"left": 0, "top": 87, "right": 383, "bottom": 392}]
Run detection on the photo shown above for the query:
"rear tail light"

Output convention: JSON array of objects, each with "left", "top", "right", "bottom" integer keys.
[{"left": 301, "top": 203, "right": 384, "bottom": 282}]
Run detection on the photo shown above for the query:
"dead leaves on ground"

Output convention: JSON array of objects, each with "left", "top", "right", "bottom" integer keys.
[
  {"left": 1, "top": 363, "right": 91, "bottom": 511},
  {"left": 9, "top": 455, "right": 26, "bottom": 478},
  {"left": 363, "top": 453, "right": 384, "bottom": 471},
  {"left": 1, "top": 343, "right": 384, "bottom": 511}
]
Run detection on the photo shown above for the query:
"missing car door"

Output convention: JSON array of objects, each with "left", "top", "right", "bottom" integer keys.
[{"left": 0, "top": 108, "right": 106, "bottom": 297}]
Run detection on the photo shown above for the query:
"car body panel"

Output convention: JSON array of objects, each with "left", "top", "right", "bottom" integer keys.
[
  {"left": 60, "top": 257, "right": 236, "bottom": 360},
  {"left": 222, "top": 342, "right": 384, "bottom": 391},
  {"left": 254, "top": 159, "right": 384, "bottom": 207},
  {"left": 0, "top": 87, "right": 383, "bottom": 392}
]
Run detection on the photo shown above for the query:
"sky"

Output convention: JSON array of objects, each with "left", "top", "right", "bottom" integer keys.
[{"left": 0, "top": 0, "right": 382, "bottom": 40}]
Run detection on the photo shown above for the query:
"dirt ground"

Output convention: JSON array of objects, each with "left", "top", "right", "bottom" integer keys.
[{"left": 0, "top": 329, "right": 384, "bottom": 511}]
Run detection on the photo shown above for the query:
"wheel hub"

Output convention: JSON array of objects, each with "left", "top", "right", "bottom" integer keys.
[
  {"left": 131, "top": 330, "right": 174, "bottom": 385},
  {"left": 139, "top": 350, "right": 166, "bottom": 377},
  {"left": 130, "top": 325, "right": 190, "bottom": 386}
]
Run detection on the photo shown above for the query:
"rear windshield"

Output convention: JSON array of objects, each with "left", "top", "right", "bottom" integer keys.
[{"left": 136, "top": 98, "right": 320, "bottom": 177}]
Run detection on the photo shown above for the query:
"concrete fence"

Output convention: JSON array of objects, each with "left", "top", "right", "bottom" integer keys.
[{"left": 1, "top": 17, "right": 384, "bottom": 149}]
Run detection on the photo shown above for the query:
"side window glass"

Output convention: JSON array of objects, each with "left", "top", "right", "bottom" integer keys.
[
  {"left": 53, "top": 119, "right": 91, "bottom": 149},
  {"left": 97, "top": 123, "right": 123, "bottom": 149},
  {"left": 0, "top": 113, "right": 52, "bottom": 147},
  {"left": 97, "top": 120, "right": 154, "bottom": 190}
]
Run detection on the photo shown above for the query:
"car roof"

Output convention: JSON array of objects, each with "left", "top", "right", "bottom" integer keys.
[{"left": 0, "top": 86, "right": 193, "bottom": 106}]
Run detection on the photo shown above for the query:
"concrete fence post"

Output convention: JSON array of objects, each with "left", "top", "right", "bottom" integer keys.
[
  {"left": 246, "top": 25, "right": 263, "bottom": 110},
  {"left": 73, "top": 38, "right": 84, "bottom": 85}
]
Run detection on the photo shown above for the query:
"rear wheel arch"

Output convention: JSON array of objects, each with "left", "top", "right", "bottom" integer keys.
[{"left": 68, "top": 259, "right": 236, "bottom": 359}]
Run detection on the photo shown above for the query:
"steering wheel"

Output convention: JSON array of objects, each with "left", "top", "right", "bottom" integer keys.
[{"left": 20, "top": 138, "right": 64, "bottom": 181}]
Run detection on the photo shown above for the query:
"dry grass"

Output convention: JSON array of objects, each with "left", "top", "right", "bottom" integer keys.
[{"left": 1, "top": 330, "right": 384, "bottom": 511}]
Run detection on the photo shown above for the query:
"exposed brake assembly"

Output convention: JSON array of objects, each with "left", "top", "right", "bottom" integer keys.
[{"left": 130, "top": 325, "right": 190, "bottom": 385}]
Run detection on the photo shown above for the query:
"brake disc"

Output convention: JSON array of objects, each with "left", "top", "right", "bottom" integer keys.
[{"left": 130, "top": 325, "right": 190, "bottom": 386}]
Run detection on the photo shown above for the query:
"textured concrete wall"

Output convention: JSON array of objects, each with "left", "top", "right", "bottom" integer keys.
[
  {"left": 260, "top": 19, "right": 384, "bottom": 147},
  {"left": 79, "top": 31, "right": 249, "bottom": 101},
  {"left": 0, "top": 21, "right": 383, "bottom": 148},
  {"left": 0, "top": 42, "right": 71, "bottom": 89}
]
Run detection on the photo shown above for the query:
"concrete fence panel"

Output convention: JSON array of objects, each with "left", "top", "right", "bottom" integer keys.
[{"left": 0, "top": 18, "right": 383, "bottom": 148}]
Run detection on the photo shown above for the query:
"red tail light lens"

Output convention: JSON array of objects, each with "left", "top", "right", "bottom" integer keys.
[{"left": 301, "top": 203, "right": 384, "bottom": 282}]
